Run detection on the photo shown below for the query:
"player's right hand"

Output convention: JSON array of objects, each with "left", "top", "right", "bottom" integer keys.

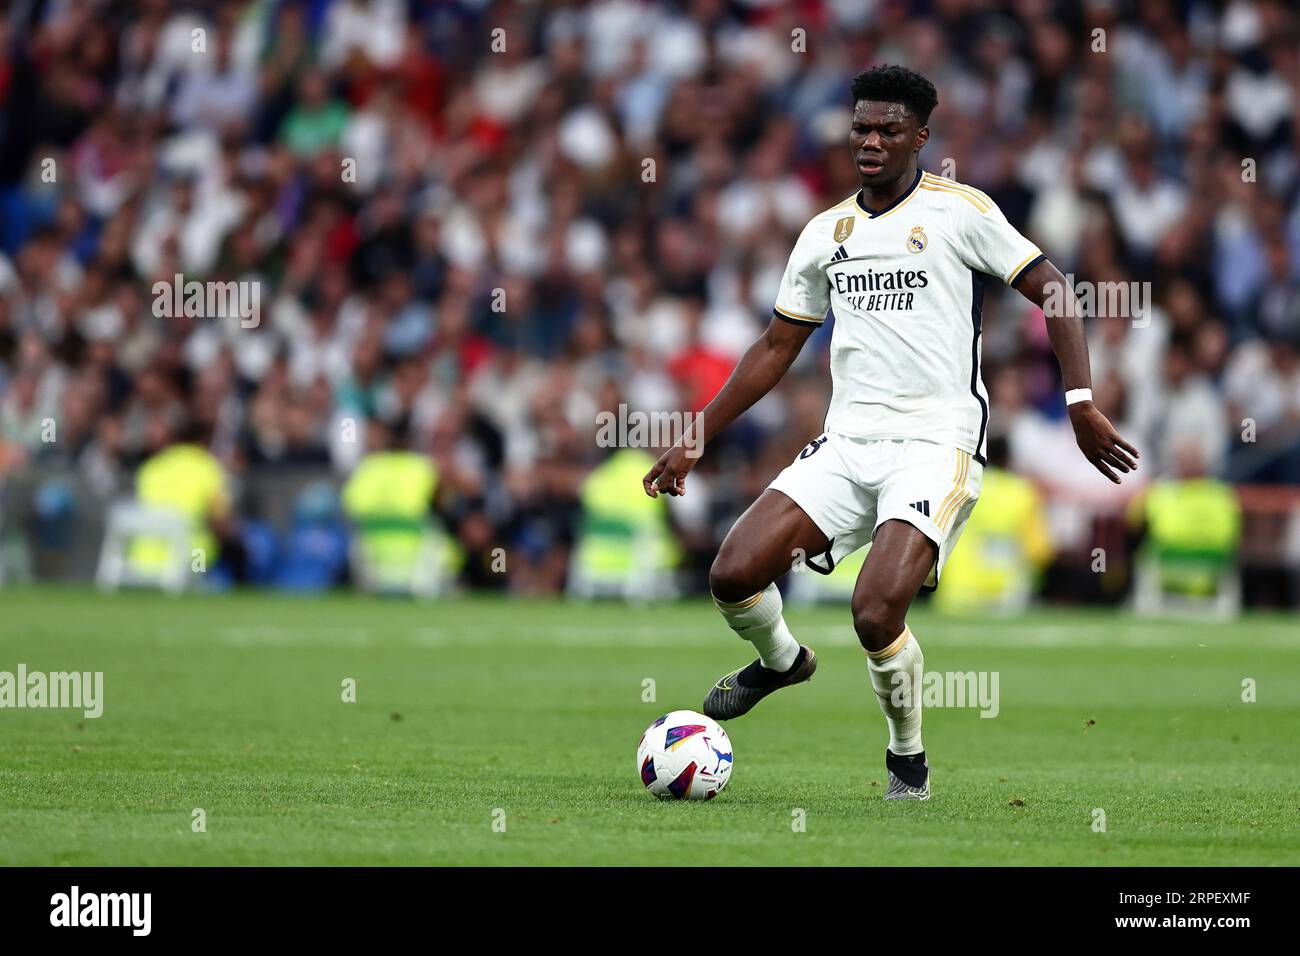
[{"left": 643, "top": 445, "right": 697, "bottom": 497}]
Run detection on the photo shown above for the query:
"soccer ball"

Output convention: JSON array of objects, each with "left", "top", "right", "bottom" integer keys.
[{"left": 636, "top": 710, "right": 733, "bottom": 800}]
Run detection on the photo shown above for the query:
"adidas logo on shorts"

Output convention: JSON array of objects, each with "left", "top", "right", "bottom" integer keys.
[{"left": 908, "top": 500, "right": 931, "bottom": 517}]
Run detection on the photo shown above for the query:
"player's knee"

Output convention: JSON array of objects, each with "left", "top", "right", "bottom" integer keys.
[
  {"left": 708, "top": 553, "right": 764, "bottom": 605},
  {"left": 852, "top": 597, "right": 906, "bottom": 652}
]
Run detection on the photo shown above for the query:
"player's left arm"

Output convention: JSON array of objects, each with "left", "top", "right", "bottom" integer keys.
[{"left": 1013, "top": 259, "right": 1140, "bottom": 484}]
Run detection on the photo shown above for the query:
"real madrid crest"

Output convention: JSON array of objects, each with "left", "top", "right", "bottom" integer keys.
[
  {"left": 907, "top": 225, "right": 927, "bottom": 253},
  {"left": 833, "top": 216, "right": 855, "bottom": 244}
]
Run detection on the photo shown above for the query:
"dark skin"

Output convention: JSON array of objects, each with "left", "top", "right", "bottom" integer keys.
[{"left": 643, "top": 99, "right": 1140, "bottom": 652}]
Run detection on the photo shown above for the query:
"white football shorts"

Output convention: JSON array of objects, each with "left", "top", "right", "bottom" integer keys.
[{"left": 767, "top": 433, "right": 983, "bottom": 591}]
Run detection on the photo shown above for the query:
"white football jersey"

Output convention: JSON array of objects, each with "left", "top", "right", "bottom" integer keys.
[{"left": 774, "top": 170, "right": 1043, "bottom": 464}]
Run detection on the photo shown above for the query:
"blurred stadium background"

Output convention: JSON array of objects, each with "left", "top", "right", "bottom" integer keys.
[{"left": 1, "top": 0, "right": 1299, "bottom": 613}]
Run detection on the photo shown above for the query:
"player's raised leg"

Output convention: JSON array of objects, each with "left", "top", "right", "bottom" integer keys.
[
  {"left": 701, "top": 489, "right": 826, "bottom": 720},
  {"left": 851, "top": 520, "right": 937, "bottom": 800}
]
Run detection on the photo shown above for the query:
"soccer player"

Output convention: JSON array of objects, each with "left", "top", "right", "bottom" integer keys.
[{"left": 642, "top": 65, "right": 1139, "bottom": 800}]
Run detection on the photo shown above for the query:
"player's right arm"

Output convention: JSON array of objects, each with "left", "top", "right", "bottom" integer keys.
[{"left": 643, "top": 315, "right": 817, "bottom": 498}]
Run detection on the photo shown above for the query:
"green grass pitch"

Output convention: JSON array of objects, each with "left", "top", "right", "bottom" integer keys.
[{"left": 1, "top": 587, "right": 1297, "bottom": 866}]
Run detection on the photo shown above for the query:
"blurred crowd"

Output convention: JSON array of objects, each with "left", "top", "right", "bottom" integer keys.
[{"left": 1, "top": 0, "right": 1299, "bottom": 594}]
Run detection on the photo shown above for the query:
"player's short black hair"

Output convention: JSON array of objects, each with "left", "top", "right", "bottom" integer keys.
[{"left": 850, "top": 65, "right": 938, "bottom": 126}]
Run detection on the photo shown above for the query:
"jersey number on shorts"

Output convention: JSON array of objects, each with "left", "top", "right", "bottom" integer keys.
[{"left": 799, "top": 435, "right": 828, "bottom": 459}]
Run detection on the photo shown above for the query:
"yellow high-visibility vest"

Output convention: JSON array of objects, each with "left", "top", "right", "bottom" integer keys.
[
  {"left": 342, "top": 451, "right": 444, "bottom": 582},
  {"left": 1139, "top": 479, "right": 1241, "bottom": 558},
  {"left": 1131, "top": 478, "right": 1241, "bottom": 595},
  {"left": 935, "top": 467, "right": 1052, "bottom": 612},
  {"left": 574, "top": 449, "right": 680, "bottom": 579},
  {"left": 129, "top": 443, "right": 230, "bottom": 571}
]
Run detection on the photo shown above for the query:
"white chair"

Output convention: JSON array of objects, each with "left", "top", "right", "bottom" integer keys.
[
  {"left": 349, "top": 520, "right": 451, "bottom": 599},
  {"left": 95, "top": 500, "right": 194, "bottom": 594},
  {"left": 567, "top": 522, "right": 680, "bottom": 602},
  {"left": 1133, "top": 550, "right": 1240, "bottom": 619}
]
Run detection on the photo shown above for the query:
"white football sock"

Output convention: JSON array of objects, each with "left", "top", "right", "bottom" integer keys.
[
  {"left": 713, "top": 583, "right": 800, "bottom": 672},
  {"left": 867, "top": 626, "right": 925, "bottom": 755}
]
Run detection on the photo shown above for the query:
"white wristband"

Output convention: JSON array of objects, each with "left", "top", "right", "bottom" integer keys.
[{"left": 1065, "top": 388, "right": 1093, "bottom": 406}]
